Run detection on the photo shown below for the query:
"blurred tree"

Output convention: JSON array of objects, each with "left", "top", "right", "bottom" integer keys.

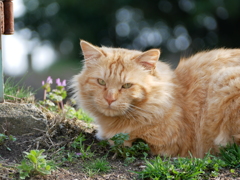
[{"left": 16, "top": 0, "right": 240, "bottom": 61}]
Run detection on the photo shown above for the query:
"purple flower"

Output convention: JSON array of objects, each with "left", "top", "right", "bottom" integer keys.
[
  {"left": 56, "top": 78, "right": 61, "bottom": 86},
  {"left": 62, "top": 80, "right": 66, "bottom": 86},
  {"left": 56, "top": 78, "right": 67, "bottom": 87},
  {"left": 42, "top": 81, "right": 45, "bottom": 86},
  {"left": 46, "top": 76, "right": 53, "bottom": 84},
  {"left": 76, "top": 153, "right": 82, "bottom": 156}
]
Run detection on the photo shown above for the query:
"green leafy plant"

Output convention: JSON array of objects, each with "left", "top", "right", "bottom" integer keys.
[
  {"left": 40, "top": 76, "right": 67, "bottom": 110},
  {"left": 40, "top": 77, "right": 93, "bottom": 123},
  {"left": 65, "top": 105, "right": 93, "bottom": 123},
  {"left": 110, "top": 133, "right": 130, "bottom": 158},
  {"left": 134, "top": 153, "right": 225, "bottom": 180},
  {"left": 109, "top": 133, "right": 150, "bottom": 164},
  {"left": 84, "top": 157, "right": 111, "bottom": 177},
  {"left": 71, "top": 134, "right": 94, "bottom": 159},
  {"left": 50, "top": 147, "right": 78, "bottom": 165},
  {"left": 0, "top": 133, "right": 9, "bottom": 145},
  {"left": 220, "top": 142, "right": 240, "bottom": 168},
  {"left": 0, "top": 133, "right": 16, "bottom": 151},
  {"left": 17, "top": 149, "right": 56, "bottom": 179},
  {"left": 63, "top": 151, "right": 78, "bottom": 163}
]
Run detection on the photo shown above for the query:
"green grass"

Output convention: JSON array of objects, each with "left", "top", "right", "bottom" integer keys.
[
  {"left": 83, "top": 157, "right": 111, "bottom": 177},
  {"left": 219, "top": 142, "right": 240, "bottom": 168},
  {"left": 134, "top": 153, "right": 225, "bottom": 180},
  {"left": 71, "top": 134, "right": 95, "bottom": 159},
  {"left": 4, "top": 77, "right": 35, "bottom": 101},
  {"left": 134, "top": 143, "right": 240, "bottom": 179}
]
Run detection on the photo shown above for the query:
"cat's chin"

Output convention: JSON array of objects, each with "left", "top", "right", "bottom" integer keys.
[{"left": 99, "top": 108, "right": 124, "bottom": 117}]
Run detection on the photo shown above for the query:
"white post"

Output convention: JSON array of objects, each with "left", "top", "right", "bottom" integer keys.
[{"left": 0, "top": 3, "right": 3, "bottom": 103}]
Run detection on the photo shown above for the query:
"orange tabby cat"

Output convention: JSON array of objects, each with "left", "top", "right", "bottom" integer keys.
[{"left": 72, "top": 40, "right": 240, "bottom": 158}]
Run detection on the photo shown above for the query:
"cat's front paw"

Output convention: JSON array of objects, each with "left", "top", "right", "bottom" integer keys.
[{"left": 95, "top": 131, "right": 105, "bottom": 140}]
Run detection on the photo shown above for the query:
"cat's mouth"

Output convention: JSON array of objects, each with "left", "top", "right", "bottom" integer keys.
[{"left": 96, "top": 101, "right": 129, "bottom": 117}]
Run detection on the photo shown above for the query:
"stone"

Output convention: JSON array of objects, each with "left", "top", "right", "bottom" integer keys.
[{"left": 0, "top": 103, "right": 47, "bottom": 136}]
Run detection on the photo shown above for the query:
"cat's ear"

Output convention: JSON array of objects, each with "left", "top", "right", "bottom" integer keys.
[
  {"left": 136, "top": 49, "right": 160, "bottom": 70},
  {"left": 80, "top": 40, "right": 104, "bottom": 60}
]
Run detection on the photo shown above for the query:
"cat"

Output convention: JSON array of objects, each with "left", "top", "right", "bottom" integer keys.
[{"left": 71, "top": 40, "right": 240, "bottom": 158}]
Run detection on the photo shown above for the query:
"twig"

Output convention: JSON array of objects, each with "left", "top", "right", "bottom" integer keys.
[
  {"left": 37, "top": 103, "right": 53, "bottom": 114},
  {"left": 112, "top": 152, "right": 118, "bottom": 160},
  {"left": 32, "top": 128, "right": 46, "bottom": 133},
  {"left": 4, "top": 94, "right": 21, "bottom": 100}
]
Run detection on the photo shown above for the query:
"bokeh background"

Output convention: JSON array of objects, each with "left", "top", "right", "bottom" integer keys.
[{"left": 3, "top": 0, "right": 240, "bottom": 99}]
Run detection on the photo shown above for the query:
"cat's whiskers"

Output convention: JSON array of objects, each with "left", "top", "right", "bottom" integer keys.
[
  {"left": 117, "top": 102, "right": 145, "bottom": 122},
  {"left": 127, "top": 103, "right": 153, "bottom": 114},
  {"left": 123, "top": 108, "right": 137, "bottom": 121}
]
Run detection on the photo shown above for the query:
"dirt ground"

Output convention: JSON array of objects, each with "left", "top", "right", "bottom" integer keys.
[
  {"left": 1, "top": 113, "right": 240, "bottom": 180},
  {"left": 0, "top": 113, "right": 145, "bottom": 180}
]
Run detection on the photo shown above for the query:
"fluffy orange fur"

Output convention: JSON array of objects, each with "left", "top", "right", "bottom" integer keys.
[{"left": 72, "top": 40, "right": 240, "bottom": 158}]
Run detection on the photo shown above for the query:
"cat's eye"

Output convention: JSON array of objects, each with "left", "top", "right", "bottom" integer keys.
[
  {"left": 97, "top": 78, "right": 106, "bottom": 86},
  {"left": 122, "top": 83, "right": 132, "bottom": 89}
]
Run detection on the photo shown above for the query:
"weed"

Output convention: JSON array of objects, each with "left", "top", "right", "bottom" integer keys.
[
  {"left": 40, "top": 76, "right": 93, "bottom": 123},
  {"left": 65, "top": 106, "right": 93, "bottom": 123},
  {"left": 4, "top": 77, "right": 35, "bottom": 101},
  {"left": 0, "top": 134, "right": 9, "bottom": 144},
  {"left": 0, "top": 133, "right": 16, "bottom": 151},
  {"left": 220, "top": 142, "right": 240, "bottom": 168},
  {"left": 84, "top": 157, "right": 111, "bottom": 177},
  {"left": 71, "top": 134, "right": 94, "bottom": 159},
  {"left": 41, "top": 76, "right": 67, "bottom": 110},
  {"left": 63, "top": 152, "right": 78, "bottom": 163},
  {"left": 109, "top": 133, "right": 149, "bottom": 164},
  {"left": 110, "top": 133, "right": 130, "bottom": 158},
  {"left": 134, "top": 153, "right": 225, "bottom": 180},
  {"left": 17, "top": 149, "right": 56, "bottom": 179},
  {"left": 98, "top": 139, "right": 109, "bottom": 148},
  {"left": 50, "top": 147, "right": 78, "bottom": 165}
]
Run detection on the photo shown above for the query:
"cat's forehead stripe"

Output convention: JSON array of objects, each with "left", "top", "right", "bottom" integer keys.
[{"left": 107, "top": 56, "right": 125, "bottom": 80}]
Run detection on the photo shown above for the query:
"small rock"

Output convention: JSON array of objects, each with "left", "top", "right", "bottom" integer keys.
[
  {"left": 0, "top": 103, "right": 47, "bottom": 136},
  {"left": 139, "top": 165, "right": 146, "bottom": 169}
]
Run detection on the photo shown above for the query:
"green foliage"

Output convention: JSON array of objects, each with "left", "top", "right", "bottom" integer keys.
[
  {"left": 0, "top": 134, "right": 9, "bottom": 145},
  {"left": 62, "top": 151, "right": 78, "bottom": 163},
  {"left": 40, "top": 77, "right": 93, "bottom": 123},
  {"left": 17, "top": 149, "right": 56, "bottom": 179},
  {"left": 65, "top": 106, "right": 93, "bottom": 123},
  {"left": 40, "top": 76, "right": 67, "bottom": 110},
  {"left": 4, "top": 77, "right": 35, "bottom": 101},
  {"left": 18, "top": 0, "right": 240, "bottom": 60},
  {"left": 134, "top": 153, "right": 225, "bottom": 180},
  {"left": 50, "top": 147, "right": 78, "bottom": 165},
  {"left": 48, "top": 87, "right": 67, "bottom": 102},
  {"left": 98, "top": 139, "right": 109, "bottom": 147},
  {"left": 71, "top": 133, "right": 86, "bottom": 149},
  {"left": 219, "top": 142, "right": 240, "bottom": 168},
  {"left": 110, "top": 133, "right": 129, "bottom": 156},
  {"left": 109, "top": 133, "right": 150, "bottom": 164},
  {"left": 71, "top": 134, "right": 94, "bottom": 159},
  {"left": 0, "top": 133, "right": 17, "bottom": 151},
  {"left": 84, "top": 157, "right": 111, "bottom": 177}
]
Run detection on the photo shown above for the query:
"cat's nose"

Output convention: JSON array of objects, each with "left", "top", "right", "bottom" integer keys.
[
  {"left": 105, "top": 97, "right": 116, "bottom": 105},
  {"left": 104, "top": 89, "right": 118, "bottom": 105}
]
